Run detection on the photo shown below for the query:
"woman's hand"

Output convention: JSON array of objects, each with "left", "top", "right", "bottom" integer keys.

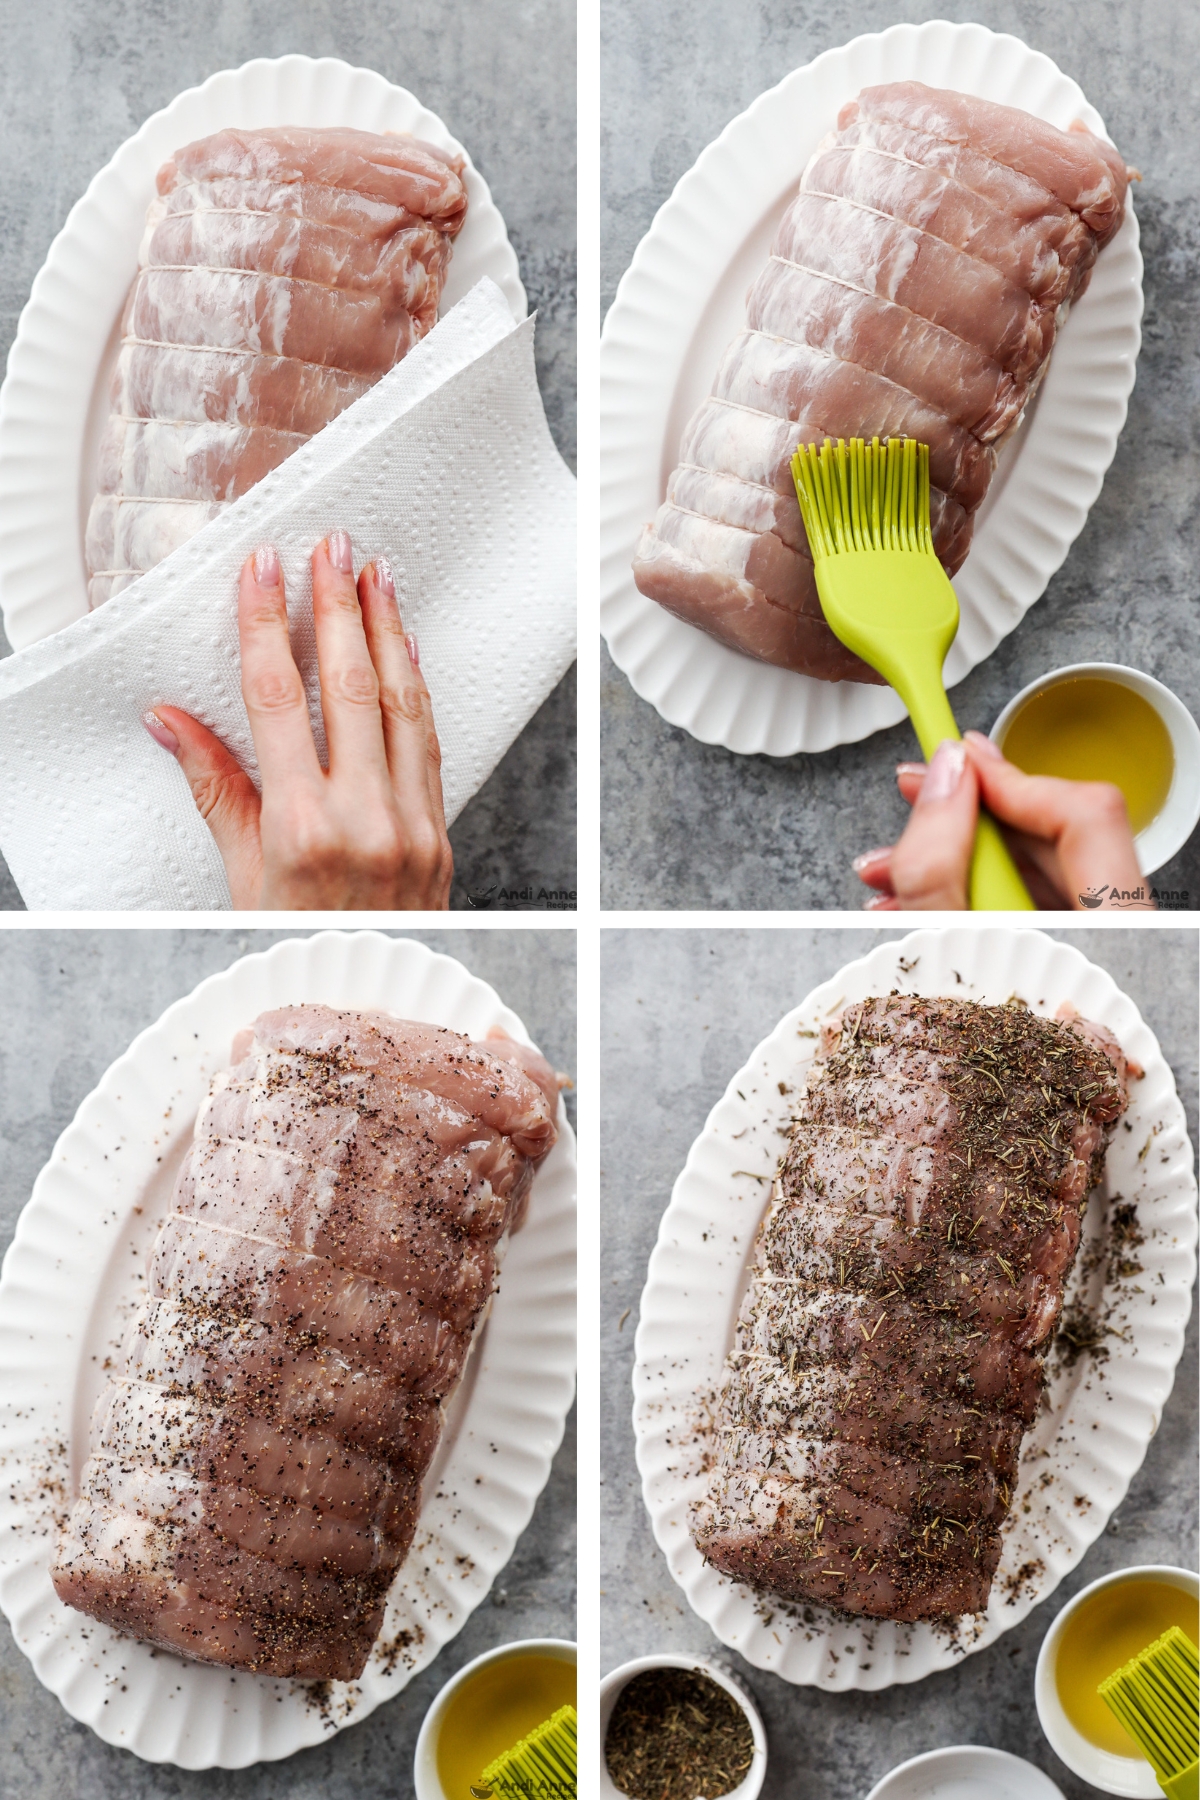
[
  {"left": 143, "top": 533, "right": 453, "bottom": 910},
  {"left": 854, "top": 731, "right": 1151, "bottom": 911}
]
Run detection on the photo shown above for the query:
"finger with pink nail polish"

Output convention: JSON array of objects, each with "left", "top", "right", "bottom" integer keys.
[
  {"left": 143, "top": 710, "right": 180, "bottom": 755},
  {"left": 253, "top": 544, "right": 280, "bottom": 587},
  {"left": 327, "top": 530, "right": 353, "bottom": 573},
  {"left": 851, "top": 845, "right": 894, "bottom": 891},
  {"left": 887, "top": 734, "right": 978, "bottom": 909},
  {"left": 916, "top": 738, "right": 966, "bottom": 805},
  {"left": 852, "top": 846, "right": 893, "bottom": 873}
]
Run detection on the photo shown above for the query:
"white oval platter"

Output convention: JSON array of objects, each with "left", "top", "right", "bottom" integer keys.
[
  {"left": 0, "top": 931, "right": 576, "bottom": 1766},
  {"left": 0, "top": 54, "right": 526, "bottom": 652},
  {"left": 600, "top": 20, "right": 1144, "bottom": 755},
  {"left": 634, "top": 927, "right": 1195, "bottom": 1689}
]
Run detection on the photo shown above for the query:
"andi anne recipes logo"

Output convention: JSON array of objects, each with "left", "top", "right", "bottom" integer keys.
[
  {"left": 470, "top": 1783, "right": 572, "bottom": 1799},
  {"left": 1078, "top": 883, "right": 1190, "bottom": 910},
  {"left": 467, "top": 883, "right": 576, "bottom": 911}
]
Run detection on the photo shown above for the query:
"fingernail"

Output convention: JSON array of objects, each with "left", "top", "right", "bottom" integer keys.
[
  {"left": 895, "top": 761, "right": 928, "bottom": 779},
  {"left": 327, "top": 529, "right": 353, "bottom": 573},
  {"left": 405, "top": 633, "right": 420, "bottom": 668},
  {"left": 852, "top": 847, "right": 891, "bottom": 873},
  {"left": 253, "top": 543, "right": 280, "bottom": 587},
  {"left": 919, "top": 738, "right": 966, "bottom": 804},
  {"left": 863, "top": 894, "right": 897, "bottom": 911},
  {"left": 143, "top": 709, "right": 179, "bottom": 756},
  {"left": 375, "top": 554, "right": 395, "bottom": 598},
  {"left": 966, "top": 729, "right": 1004, "bottom": 759}
]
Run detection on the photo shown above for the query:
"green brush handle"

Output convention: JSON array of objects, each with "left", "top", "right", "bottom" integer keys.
[
  {"left": 792, "top": 439, "right": 1035, "bottom": 913},
  {"left": 897, "top": 665, "right": 1035, "bottom": 913},
  {"left": 969, "top": 816, "right": 1036, "bottom": 912},
  {"left": 1165, "top": 1762, "right": 1199, "bottom": 1800}
]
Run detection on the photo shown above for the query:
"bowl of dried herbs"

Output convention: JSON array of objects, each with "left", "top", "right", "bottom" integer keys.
[{"left": 600, "top": 1655, "right": 766, "bottom": 1800}]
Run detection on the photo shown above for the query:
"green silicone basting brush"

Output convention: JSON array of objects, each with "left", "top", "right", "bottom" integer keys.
[
  {"left": 1098, "top": 1627, "right": 1199, "bottom": 1800},
  {"left": 471, "top": 1703, "right": 577, "bottom": 1799},
  {"left": 791, "top": 434, "right": 1034, "bottom": 911}
]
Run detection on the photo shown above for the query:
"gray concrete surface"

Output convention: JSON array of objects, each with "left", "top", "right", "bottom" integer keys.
[
  {"left": 0, "top": 0, "right": 576, "bottom": 912},
  {"left": 0, "top": 927, "right": 576, "bottom": 1797},
  {"left": 601, "top": 927, "right": 1198, "bottom": 1798},
  {"left": 601, "top": 0, "right": 1199, "bottom": 910}
]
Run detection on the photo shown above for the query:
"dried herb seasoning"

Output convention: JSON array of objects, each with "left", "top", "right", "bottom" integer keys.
[
  {"left": 604, "top": 1668, "right": 754, "bottom": 1800},
  {"left": 1056, "top": 1299, "right": 1112, "bottom": 1367},
  {"left": 690, "top": 994, "right": 1131, "bottom": 1624}
]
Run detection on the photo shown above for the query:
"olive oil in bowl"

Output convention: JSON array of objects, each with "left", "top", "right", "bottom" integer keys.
[
  {"left": 436, "top": 1649, "right": 576, "bottom": 1800},
  {"left": 1055, "top": 1578, "right": 1200, "bottom": 1756},
  {"left": 998, "top": 675, "right": 1174, "bottom": 835}
]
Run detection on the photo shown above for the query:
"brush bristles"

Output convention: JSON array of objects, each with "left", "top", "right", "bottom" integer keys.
[
  {"left": 477, "top": 1703, "right": 577, "bottom": 1797},
  {"left": 791, "top": 435, "right": 934, "bottom": 560},
  {"left": 1098, "top": 1627, "right": 1199, "bottom": 1782}
]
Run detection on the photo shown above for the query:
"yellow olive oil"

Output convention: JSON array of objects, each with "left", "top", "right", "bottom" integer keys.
[
  {"left": 999, "top": 677, "right": 1174, "bottom": 834},
  {"left": 1055, "top": 1579, "right": 1199, "bottom": 1755},
  {"left": 436, "top": 1651, "right": 576, "bottom": 1799}
]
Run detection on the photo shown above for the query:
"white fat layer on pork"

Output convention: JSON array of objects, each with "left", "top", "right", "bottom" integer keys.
[
  {"left": 632, "top": 83, "right": 1126, "bottom": 679},
  {"left": 88, "top": 129, "right": 462, "bottom": 604}
]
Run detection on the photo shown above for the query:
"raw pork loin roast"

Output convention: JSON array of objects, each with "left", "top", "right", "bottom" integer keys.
[
  {"left": 693, "top": 996, "right": 1133, "bottom": 1621},
  {"left": 632, "top": 83, "right": 1132, "bottom": 681},
  {"left": 52, "top": 1006, "right": 559, "bottom": 1680},
  {"left": 86, "top": 128, "right": 468, "bottom": 608}
]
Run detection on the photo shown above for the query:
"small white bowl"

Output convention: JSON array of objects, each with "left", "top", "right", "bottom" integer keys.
[
  {"left": 990, "top": 662, "right": 1200, "bottom": 877},
  {"left": 1034, "top": 1564, "right": 1199, "bottom": 1796},
  {"left": 413, "top": 1638, "right": 576, "bottom": 1800},
  {"left": 599, "top": 1653, "right": 767, "bottom": 1800},
  {"left": 865, "top": 1745, "right": 1065, "bottom": 1799}
]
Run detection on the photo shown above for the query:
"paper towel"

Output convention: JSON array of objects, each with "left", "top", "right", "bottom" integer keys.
[{"left": 0, "top": 279, "right": 576, "bottom": 910}]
